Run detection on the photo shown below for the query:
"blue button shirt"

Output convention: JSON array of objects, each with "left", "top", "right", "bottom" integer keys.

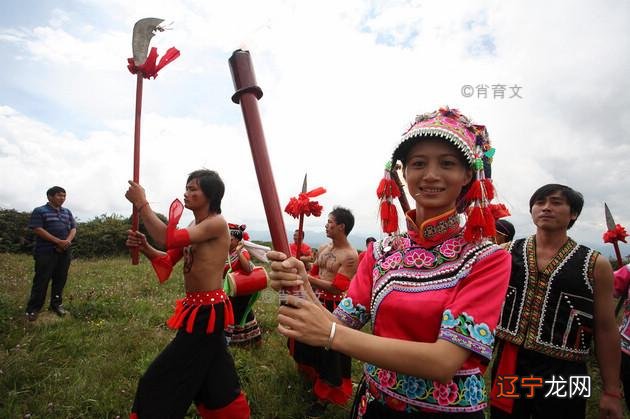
[{"left": 29, "top": 203, "right": 76, "bottom": 254}]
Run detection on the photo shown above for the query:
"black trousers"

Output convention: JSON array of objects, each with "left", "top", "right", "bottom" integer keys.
[
  {"left": 26, "top": 250, "right": 71, "bottom": 313},
  {"left": 490, "top": 345, "right": 587, "bottom": 419},
  {"left": 132, "top": 304, "right": 244, "bottom": 418}
]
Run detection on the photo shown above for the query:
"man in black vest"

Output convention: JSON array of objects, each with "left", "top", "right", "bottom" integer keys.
[{"left": 490, "top": 184, "right": 622, "bottom": 418}]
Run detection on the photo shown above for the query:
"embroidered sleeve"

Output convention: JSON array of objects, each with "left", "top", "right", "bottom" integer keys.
[
  {"left": 438, "top": 248, "right": 511, "bottom": 360},
  {"left": 333, "top": 242, "right": 374, "bottom": 329}
]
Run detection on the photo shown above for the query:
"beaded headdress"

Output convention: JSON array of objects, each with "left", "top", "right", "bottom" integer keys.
[{"left": 379, "top": 106, "right": 506, "bottom": 242}]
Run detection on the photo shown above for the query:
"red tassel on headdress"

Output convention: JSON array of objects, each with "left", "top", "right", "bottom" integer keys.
[
  {"left": 464, "top": 180, "right": 483, "bottom": 202},
  {"left": 483, "top": 206, "right": 497, "bottom": 237},
  {"left": 481, "top": 179, "right": 495, "bottom": 201},
  {"left": 380, "top": 201, "right": 398, "bottom": 234},
  {"left": 465, "top": 205, "right": 497, "bottom": 242}
]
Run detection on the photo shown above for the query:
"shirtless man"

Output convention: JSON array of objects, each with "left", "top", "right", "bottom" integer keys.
[
  {"left": 308, "top": 208, "right": 358, "bottom": 297},
  {"left": 125, "top": 169, "right": 250, "bottom": 419},
  {"left": 292, "top": 206, "right": 358, "bottom": 418}
]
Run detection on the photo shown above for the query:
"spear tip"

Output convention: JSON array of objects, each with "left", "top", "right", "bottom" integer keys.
[{"left": 604, "top": 202, "right": 616, "bottom": 231}]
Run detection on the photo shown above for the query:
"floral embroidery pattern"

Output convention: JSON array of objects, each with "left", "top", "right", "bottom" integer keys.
[
  {"left": 439, "top": 237, "right": 466, "bottom": 258},
  {"left": 378, "top": 370, "right": 397, "bottom": 388},
  {"left": 363, "top": 363, "right": 487, "bottom": 412},
  {"left": 433, "top": 381, "right": 459, "bottom": 406},
  {"left": 403, "top": 248, "right": 436, "bottom": 268},
  {"left": 441, "top": 310, "right": 494, "bottom": 346},
  {"left": 374, "top": 234, "right": 469, "bottom": 280},
  {"left": 334, "top": 297, "right": 370, "bottom": 329},
  {"left": 463, "top": 375, "right": 484, "bottom": 406},
  {"left": 380, "top": 252, "right": 403, "bottom": 270},
  {"left": 402, "top": 376, "right": 428, "bottom": 400},
  {"left": 442, "top": 310, "right": 459, "bottom": 328}
]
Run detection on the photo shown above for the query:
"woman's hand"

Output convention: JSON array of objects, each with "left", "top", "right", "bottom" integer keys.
[
  {"left": 125, "top": 180, "right": 147, "bottom": 208},
  {"left": 277, "top": 294, "right": 333, "bottom": 348}
]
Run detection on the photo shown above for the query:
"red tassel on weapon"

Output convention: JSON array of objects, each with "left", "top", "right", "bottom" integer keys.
[
  {"left": 603, "top": 224, "right": 629, "bottom": 244},
  {"left": 128, "top": 47, "right": 180, "bottom": 79}
]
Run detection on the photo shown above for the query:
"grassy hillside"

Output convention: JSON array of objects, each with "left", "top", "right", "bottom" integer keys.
[{"left": 0, "top": 253, "right": 625, "bottom": 418}]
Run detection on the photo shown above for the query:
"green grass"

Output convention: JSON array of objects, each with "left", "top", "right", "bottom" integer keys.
[
  {"left": 0, "top": 253, "right": 362, "bottom": 418},
  {"left": 1, "top": 253, "right": 627, "bottom": 418}
]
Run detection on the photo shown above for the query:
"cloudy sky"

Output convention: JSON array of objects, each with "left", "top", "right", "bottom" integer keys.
[{"left": 1, "top": 0, "right": 629, "bottom": 255}]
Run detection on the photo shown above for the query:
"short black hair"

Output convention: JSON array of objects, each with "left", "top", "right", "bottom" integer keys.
[
  {"left": 46, "top": 186, "right": 66, "bottom": 197},
  {"left": 187, "top": 169, "right": 224, "bottom": 214},
  {"left": 365, "top": 237, "right": 377, "bottom": 245},
  {"left": 330, "top": 206, "right": 355, "bottom": 236},
  {"left": 529, "top": 184, "right": 583, "bottom": 229}
]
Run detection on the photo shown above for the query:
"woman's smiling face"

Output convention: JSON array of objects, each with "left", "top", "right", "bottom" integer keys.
[{"left": 403, "top": 138, "right": 472, "bottom": 220}]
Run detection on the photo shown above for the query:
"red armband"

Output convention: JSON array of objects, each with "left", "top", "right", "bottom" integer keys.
[
  {"left": 165, "top": 199, "right": 191, "bottom": 249},
  {"left": 331, "top": 272, "right": 351, "bottom": 292},
  {"left": 166, "top": 228, "right": 191, "bottom": 249},
  {"left": 310, "top": 264, "right": 319, "bottom": 276},
  {"left": 150, "top": 248, "right": 184, "bottom": 283}
]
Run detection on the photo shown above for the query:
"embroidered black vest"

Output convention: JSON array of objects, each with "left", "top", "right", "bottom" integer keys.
[{"left": 496, "top": 236, "right": 599, "bottom": 362}]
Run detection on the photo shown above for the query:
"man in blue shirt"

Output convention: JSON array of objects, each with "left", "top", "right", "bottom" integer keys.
[{"left": 25, "top": 186, "right": 77, "bottom": 320}]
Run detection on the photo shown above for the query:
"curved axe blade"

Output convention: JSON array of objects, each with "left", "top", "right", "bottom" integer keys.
[{"left": 132, "top": 17, "right": 165, "bottom": 66}]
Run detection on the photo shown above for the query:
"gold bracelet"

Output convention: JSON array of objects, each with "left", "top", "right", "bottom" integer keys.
[{"left": 325, "top": 322, "right": 337, "bottom": 350}]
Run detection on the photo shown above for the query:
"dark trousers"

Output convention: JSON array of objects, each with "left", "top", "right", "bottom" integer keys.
[
  {"left": 132, "top": 304, "right": 245, "bottom": 418},
  {"left": 490, "top": 345, "right": 587, "bottom": 419},
  {"left": 26, "top": 250, "right": 71, "bottom": 313}
]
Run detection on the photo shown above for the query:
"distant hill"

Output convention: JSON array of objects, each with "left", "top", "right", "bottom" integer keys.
[
  {"left": 248, "top": 229, "right": 629, "bottom": 263},
  {"left": 247, "top": 229, "right": 375, "bottom": 251}
]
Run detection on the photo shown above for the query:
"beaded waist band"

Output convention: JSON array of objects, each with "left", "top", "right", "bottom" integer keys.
[{"left": 183, "top": 289, "right": 229, "bottom": 305}]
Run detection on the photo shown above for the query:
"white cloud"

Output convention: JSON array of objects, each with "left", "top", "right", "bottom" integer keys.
[{"left": 1, "top": 0, "right": 629, "bottom": 255}]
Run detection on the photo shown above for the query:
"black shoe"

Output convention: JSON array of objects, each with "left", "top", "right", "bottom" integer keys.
[
  {"left": 305, "top": 401, "right": 328, "bottom": 418},
  {"left": 50, "top": 306, "right": 67, "bottom": 317},
  {"left": 25, "top": 312, "right": 38, "bottom": 321}
]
